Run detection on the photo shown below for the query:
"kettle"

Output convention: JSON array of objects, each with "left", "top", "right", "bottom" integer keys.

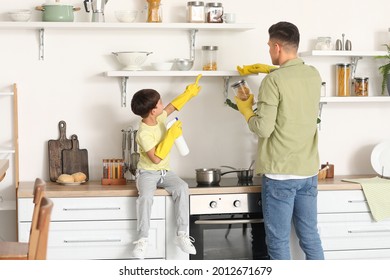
[{"left": 84, "top": 0, "right": 109, "bottom": 22}]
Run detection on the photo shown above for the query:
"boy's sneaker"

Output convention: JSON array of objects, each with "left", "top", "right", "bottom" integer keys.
[
  {"left": 175, "top": 232, "right": 196, "bottom": 255},
  {"left": 132, "top": 238, "right": 148, "bottom": 259}
]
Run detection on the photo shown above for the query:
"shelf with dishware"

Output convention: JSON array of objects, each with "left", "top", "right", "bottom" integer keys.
[{"left": 105, "top": 70, "right": 245, "bottom": 107}]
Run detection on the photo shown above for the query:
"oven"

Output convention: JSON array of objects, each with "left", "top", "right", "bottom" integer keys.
[{"left": 189, "top": 192, "right": 268, "bottom": 260}]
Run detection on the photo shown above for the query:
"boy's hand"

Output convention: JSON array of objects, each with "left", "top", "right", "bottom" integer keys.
[
  {"left": 171, "top": 74, "right": 202, "bottom": 110},
  {"left": 235, "top": 95, "right": 255, "bottom": 122},
  {"left": 237, "top": 64, "right": 277, "bottom": 76},
  {"left": 155, "top": 121, "right": 183, "bottom": 159}
]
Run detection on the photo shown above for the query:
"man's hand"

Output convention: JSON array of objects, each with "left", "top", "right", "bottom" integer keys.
[
  {"left": 235, "top": 94, "right": 255, "bottom": 122},
  {"left": 237, "top": 63, "right": 278, "bottom": 76}
]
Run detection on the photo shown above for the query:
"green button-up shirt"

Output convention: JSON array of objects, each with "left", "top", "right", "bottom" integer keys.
[{"left": 248, "top": 58, "right": 321, "bottom": 176}]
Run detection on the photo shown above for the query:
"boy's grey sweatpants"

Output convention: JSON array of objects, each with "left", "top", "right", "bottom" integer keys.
[{"left": 136, "top": 170, "right": 189, "bottom": 238}]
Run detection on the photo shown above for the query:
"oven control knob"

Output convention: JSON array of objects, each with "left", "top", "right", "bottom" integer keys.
[
  {"left": 209, "top": 201, "right": 217, "bottom": 208},
  {"left": 233, "top": 200, "right": 241, "bottom": 207}
]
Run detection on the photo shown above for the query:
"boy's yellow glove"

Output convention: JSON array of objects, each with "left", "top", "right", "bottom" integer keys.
[
  {"left": 155, "top": 121, "right": 183, "bottom": 160},
  {"left": 171, "top": 74, "right": 202, "bottom": 110},
  {"left": 237, "top": 63, "right": 278, "bottom": 76},
  {"left": 235, "top": 95, "right": 255, "bottom": 122}
]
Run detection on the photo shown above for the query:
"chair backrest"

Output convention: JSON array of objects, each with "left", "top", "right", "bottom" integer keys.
[
  {"left": 27, "top": 178, "right": 46, "bottom": 257},
  {"left": 28, "top": 196, "right": 53, "bottom": 260}
]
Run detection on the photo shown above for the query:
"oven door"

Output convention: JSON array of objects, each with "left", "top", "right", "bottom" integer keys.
[{"left": 190, "top": 213, "right": 268, "bottom": 260}]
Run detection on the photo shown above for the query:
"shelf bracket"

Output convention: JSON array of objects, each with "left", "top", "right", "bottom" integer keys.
[
  {"left": 120, "top": 77, "right": 128, "bottom": 107},
  {"left": 189, "top": 29, "right": 198, "bottom": 61},
  {"left": 39, "top": 28, "right": 45, "bottom": 61},
  {"left": 350, "top": 56, "right": 362, "bottom": 79},
  {"left": 223, "top": 76, "right": 231, "bottom": 99}
]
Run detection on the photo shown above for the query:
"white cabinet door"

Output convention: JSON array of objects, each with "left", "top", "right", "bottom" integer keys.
[
  {"left": 318, "top": 190, "right": 369, "bottom": 213},
  {"left": 325, "top": 249, "right": 390, "bottom": 260},
  {"left": 19, "top": 219, "right": 165, "bottom": 260},
  {"left": 18, "top": 196, "right": 165, "bottom": 222}
]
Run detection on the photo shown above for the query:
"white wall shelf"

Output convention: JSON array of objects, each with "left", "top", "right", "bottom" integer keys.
[
  {"left": 299, "top": 50, "right": 387, "bottom": 57},
  {"left": 0, "top": 21, "right": 255, "bottom": 61},
  {"left": 321, "top": 96, "right": 390, "bottom": 103},
  {"left": 105, "top": 71, "right": 244, "bottom": 107}
]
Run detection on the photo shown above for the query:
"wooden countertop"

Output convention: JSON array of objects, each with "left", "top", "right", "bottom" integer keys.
[
  {"left": 0, "top": 159, "right": 9, "bottom": 182},
  {"left": 17, "top": 175, "right": 371, "bottom": 199}
]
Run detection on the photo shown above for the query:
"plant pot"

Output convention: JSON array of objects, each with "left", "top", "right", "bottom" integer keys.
[{"left": 36, "top": 3, "right": 80, "bottom": 22}]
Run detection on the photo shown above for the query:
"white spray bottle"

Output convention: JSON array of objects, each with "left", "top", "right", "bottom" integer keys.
[{"left": 166, "top": 117, "right": 190, "bottom": 156}]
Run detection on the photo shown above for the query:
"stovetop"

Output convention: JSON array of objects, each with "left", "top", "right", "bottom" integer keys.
[{"left": 185, "top": 176, "right": 262, "bottom": 188}]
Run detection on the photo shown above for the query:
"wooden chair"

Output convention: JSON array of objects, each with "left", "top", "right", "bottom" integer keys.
[{"left": 0, "top": 178, "right": 53, "bottom": 260}]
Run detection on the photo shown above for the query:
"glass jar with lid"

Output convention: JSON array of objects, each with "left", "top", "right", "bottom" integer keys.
[
  {"left": 315, "top": 37, "right": 333, "bottom": 50},
  {"left": 336, "top": 63, "right": 351, "bottom": 96},
  {"left": 187, "top": 1, "right": 205, "bottom": 23},
  {"left": 231, "top": 80, "right": 252, "bottom": 101},
  {"left": 354, "top": 77, "right": 369, "bottom": 96},
  {"left": 202, "top": 46, "right": 218, "bottom": 71},
  {"left": 205, "top": 2, "right": 223, "bottom": 23},
  {"left": 145, "top": 0, "right": 162, "bottom": 23}
]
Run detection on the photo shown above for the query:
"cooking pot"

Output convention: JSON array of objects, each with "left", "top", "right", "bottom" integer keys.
[
  {"left": 36, "top": 3, "right": 81, "bottom": 22},
  {"left": 195, "top": 168, "right": 254, "bottom": 185}
]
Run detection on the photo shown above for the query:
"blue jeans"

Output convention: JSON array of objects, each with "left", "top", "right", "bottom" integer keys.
[{"left": 261, "top": 175, "right": 324, "bottom": 260}]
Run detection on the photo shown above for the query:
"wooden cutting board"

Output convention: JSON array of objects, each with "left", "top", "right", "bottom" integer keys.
[
  {"left": 48, "top": 121, "right": 73, "bottom": 182},
  {"left": 61, "top": 134, "right": 89, "bottom": 181}
]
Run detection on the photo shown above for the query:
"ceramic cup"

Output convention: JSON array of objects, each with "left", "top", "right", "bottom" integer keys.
[{"left": 222, "top": 13, "right": 236, "bottom": 23}]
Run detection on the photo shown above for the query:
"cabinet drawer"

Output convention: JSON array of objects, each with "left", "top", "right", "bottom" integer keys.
[
  {"left": 318, "top": 190, "right": 369, "bottom": 213},
  {"left": 325, "top": 249, "right": 390, "bottom": 260},
  {"left": 18, "top": 196, "right": 165, "bottom": 222},
  {"left": 19, "top": 220, "right": 165, "bottom": 260},
  {"left": 318, "top": 212, "right": 390, "bottom": 251}
]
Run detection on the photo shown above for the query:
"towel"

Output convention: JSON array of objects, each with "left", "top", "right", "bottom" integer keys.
[{"left": 342, "top": 176, "right": 390, "bottom": 221}]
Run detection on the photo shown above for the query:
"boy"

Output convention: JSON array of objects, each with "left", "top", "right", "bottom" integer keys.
[{"left": 130, "top": 75, "right": 202, "bottom": 259}]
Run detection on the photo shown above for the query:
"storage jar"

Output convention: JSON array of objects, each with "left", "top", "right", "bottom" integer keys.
[
  {"left": 231, "top": 80, "right": 252, "bottom": 101},
  {"left": 146, "top": 0, "right": 162, "bottom": 23},
  {"left": 336, "top": 63, "right": 351, "bottom": 96},
  {"left": 205, "top": 2, "right": 223, "bottom": 23},
  {"left": 354, "top": 77, "right": 369, "bottom": 96},
  {"left": 187, "top": 1, "right": 205, "bottom": 23},
  {"left": 202, "top": 46, "right": 218, "bottom": 71}
]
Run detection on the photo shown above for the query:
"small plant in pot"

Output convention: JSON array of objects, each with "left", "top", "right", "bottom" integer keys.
[{"left": 375, "top": 43, "right": 390, "bottom": 95}]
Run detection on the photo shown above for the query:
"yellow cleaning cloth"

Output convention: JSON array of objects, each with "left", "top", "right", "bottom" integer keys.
[{"left": 342, "top": 176, "right": 390, "bottom": 221}]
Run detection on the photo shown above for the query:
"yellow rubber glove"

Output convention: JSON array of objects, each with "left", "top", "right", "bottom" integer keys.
[
  {"left": 235, "top": 95, "right": 255, "bottom": 122},
  {"left": 155, "top": 121, "right": 183, "bottom": 160},
  {"left": 171, "top": 74, "right": 202, "bottom": 110},
  {"left": 237, "top": 64, "right": 278, "bottom": 76}
]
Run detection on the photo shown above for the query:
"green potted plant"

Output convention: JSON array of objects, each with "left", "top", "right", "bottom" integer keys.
[{"left": 375, "top": 43, "right": 390, "bottom": 95}]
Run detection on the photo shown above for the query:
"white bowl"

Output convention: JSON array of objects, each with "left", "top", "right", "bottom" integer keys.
[
  {"left": 115, "top": 10, "right": 138, "bottom": 23},
  {"left": 174, "top": 58, "right": 194, "bottom": 71},
  {"left": 151, "top": 62, "right": 174, "bottom": 71},
  {"left": 112, "top": 51, "right": 153, "bottom": 70},
  {"left": 9, "top": 9, "right": 31, "bottom": 22}
]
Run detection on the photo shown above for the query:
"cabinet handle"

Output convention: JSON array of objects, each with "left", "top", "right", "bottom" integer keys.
[
  {"left": 64, "top": 239, "right": 122, "bottom": 244},
  {"left": 194, "top": 218, "right": 263, "bottom": 225},
  {"left": 62, "top": 207, "right": 121, "bottom": 211},
  {"left": 347, "top": 200, "right": 367, "bottom": 203},
  {"left": 348, "top": 229, "right": 390, "bottom": 234}
]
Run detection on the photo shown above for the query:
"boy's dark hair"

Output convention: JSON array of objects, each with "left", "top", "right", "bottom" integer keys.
[
  {"left": 268, "top": 21, "right": 300, "bottom": 49},
  {"left": 131, "top": 89, "right": 161, "bottom": 118}
]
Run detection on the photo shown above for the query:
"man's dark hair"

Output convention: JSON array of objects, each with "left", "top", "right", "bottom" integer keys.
[
  {"left": 131, "top": 89, "right": 160, "bottom": 118},
  {"left": 268, "top": 21, "right": 300, "bottom": 49}
]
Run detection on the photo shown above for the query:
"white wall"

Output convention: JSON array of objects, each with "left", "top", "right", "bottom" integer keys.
[{"left": 1, "top": 0, "right": 390, "bottom": 203}]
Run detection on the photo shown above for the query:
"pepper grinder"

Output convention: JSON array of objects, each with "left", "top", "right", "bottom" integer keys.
[{"left": 336, "top": 33, "right": 352, "bottom": 51}]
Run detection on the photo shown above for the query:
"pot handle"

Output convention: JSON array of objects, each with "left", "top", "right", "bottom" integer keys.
[
  {"left": 220, "top": 170, "right": 240, "bottom": 176},
  {"left": 112, "top": 52, "right": 118, "bottom": 56},
  {"left": 35, "top": 6, "right": 45, "bottom": 11},
  {"left": 147, "top": 52, "right": 153, "bottom": 56}
]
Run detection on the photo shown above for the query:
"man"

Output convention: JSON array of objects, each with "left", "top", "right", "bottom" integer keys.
[{"left": 235, "top": 21, "right": 324, "bottom": 260}]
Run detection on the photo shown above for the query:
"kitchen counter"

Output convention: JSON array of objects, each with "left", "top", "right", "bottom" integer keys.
[
  {"left": 0, "top": 159, "right": 9, "bottom": 182},
  {"left": 18, "top": 175, "right": 371, "bottom": 198}
]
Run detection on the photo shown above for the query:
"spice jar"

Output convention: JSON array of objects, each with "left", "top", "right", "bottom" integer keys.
[
  {"left": 336, "top": 63, "right": 351, "bottom": 96},
  {"left": 231, "top": 80, "right": 252, "bottom": 101},
  {"left": 205, "top": 2, "right": 223, "bottom": 23},
  {"left": 187, "top": 1, "right": 205, "bottom": 23},
  {"left": 354, "top": 77, "right": 369, "bottom": 96},
  {"left": 202, "top": 46, "right": 218, "bottom": 70},
  {"left": 146, "top": 0, "right": 162, "bottom": 23}
]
